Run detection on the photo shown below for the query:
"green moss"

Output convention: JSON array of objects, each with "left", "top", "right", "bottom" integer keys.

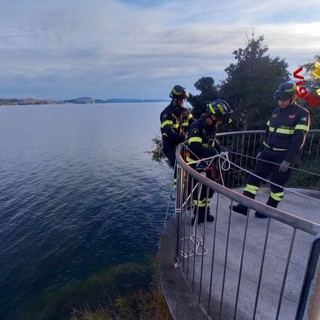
[{"left": 20, "top": 260, "right": 172, "bottom": 320}]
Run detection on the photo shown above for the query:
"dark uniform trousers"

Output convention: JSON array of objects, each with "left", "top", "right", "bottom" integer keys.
[
  {"left": 160, "top": 104, "right": 193, "bottom": 185},
  {"left": 162, "top": 139, "right": 177, "bottom": 168},
  {"left": 243, "top": 148, "right": 291, "bottom": 208},
  {"left": 188, "top": 163, "right": 217, "bottom": 222},
  {"left": 186, "top": 116, "right": 220, "bottom": 223},
  {"left": 162, "top": 140, "right": 179, "bottom": 186}
]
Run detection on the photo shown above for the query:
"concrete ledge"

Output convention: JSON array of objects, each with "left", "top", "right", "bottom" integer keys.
[
  {"left": 158, "top": 188, "right": 320, "bottom": 320},
  {"left": 158, "top": 213, "right": 206, "bottom": 320}
]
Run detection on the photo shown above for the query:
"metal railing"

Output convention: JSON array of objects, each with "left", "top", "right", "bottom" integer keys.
[{"left": 173, "top": 130, "right": 320, "bottom": 320}]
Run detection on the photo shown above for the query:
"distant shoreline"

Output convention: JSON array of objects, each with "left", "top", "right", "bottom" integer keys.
[{"left": 0, "top": 97, "right": 169, "bottom": 106}]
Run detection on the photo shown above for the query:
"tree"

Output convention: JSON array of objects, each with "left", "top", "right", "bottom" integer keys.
[
  {"left": 188, "top": 77, "right": 219, "bottom": 119},
  {"left": 219, "top": 34, "right": 290, "bottom": 130}
]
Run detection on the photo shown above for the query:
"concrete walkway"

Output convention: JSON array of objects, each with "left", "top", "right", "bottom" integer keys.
[{"left": 158, "top": 188, "right": 320, "bottom": 320}]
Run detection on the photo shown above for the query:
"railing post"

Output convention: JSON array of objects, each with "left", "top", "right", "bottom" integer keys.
[
  {"left": 296, "top": 236, "right": 320, "bottom": 320},
  {"left": 174, "top": 162, "right": 183, "bottom": 267}
]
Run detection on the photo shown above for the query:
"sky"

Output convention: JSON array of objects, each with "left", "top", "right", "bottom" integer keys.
[{"left": 0, "top": 0, "right": 319, "bottom": 100}]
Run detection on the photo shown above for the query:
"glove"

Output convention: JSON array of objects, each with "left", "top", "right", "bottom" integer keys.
[
  {"left": 256, "top": 152, "right": 261, "bottom": 159},
  {"left": 279, "top": 160, "right": 290, "bottom": 173}
]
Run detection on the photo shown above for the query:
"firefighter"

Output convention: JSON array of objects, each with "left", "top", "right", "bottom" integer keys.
[
  {"left": 232, "top": 81, "right": 310, "bottom": 218},
  {"left": 160, "top": 85, "right": 194, "bottom": 181},
  {"left": 187, "top": 100, "right": 233, "bottom": 225}
]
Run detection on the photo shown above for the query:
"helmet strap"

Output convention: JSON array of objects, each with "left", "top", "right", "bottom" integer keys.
[{"left": 290, "top": 94, "right": 298, "bottom": 104}]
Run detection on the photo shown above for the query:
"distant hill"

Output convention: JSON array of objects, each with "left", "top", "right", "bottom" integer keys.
[
  {"left": 96, "top": 98, "right": 169, "bottom": 103},
  {"left": 0, "top": 98, "right": 63, "bottom": 105},
  {"left": 0, "top": 97, "right": 169, "bottom": 106}
]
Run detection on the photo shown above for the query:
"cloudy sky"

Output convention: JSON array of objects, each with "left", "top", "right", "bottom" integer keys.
[{"left": 0, "top": 0, "right": 319, "bottom": 100}]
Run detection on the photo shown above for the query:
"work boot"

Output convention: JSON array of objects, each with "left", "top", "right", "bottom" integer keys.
[
  {"left": 191, "top": 215, "right": 214, "bottom": 225},
  {"left": 254, "top": 212, "right": 267, "bottom": 218},
  {"left": 231, "top": 190, "right": 256, "bottom": 216},
  {"left": 206, "top": 214, "right": 214, "bottom": 222},
  {"left": 231, "top": 204, "right": 249, "bottom": 216},
  {"left": 255, "top": 196, "right": 279, "bottom": 219},
  {"left": 206, "top": 207, "right": 214, "bottom": 222},
  {"left": 186, "top": 202, "right": 192, "bottom": 210},
  {"left": 191, "top": 207, "right": 214, "bottom": 225},
  {"left": 191, "top": 207, "right": 204, "bottom": 226}
]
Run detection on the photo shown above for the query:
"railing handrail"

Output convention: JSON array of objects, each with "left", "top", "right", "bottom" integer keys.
[
  {"left": 167, "top": 129, "right": 320, "bottom": 320},
  {"left": 176, "top": 129, "right": 320, "bottom": 236},
  {"left": 216, "top": 129, "right": 320, "bottom": 137}
]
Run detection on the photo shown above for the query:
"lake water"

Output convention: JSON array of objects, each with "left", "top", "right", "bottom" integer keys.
[{"left": 0, "top": 103, "right": 173, "bottom": 319}]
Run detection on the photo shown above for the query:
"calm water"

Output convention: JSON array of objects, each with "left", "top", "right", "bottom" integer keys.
[{"left": 0, "top": 103, "right": 173, "bottom": 319}]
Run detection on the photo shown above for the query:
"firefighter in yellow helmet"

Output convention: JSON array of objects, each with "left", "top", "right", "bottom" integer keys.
[
  {"left": 187, "top": 100, "right": 233, "bottom": 225},
  {"left": 160, "top": 85, "right": 194, "bottom": 182},
  {"left": 232, "top": 81, "right": 310, "bottom": 218}
]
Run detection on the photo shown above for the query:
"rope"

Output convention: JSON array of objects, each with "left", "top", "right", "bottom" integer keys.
[
  {"left": 224, "top": 154, "right": 320, "bottom": 203},
  {"left": 163, "top": 160, "right": 178, "bottom": 228},
  {"left": 180, "top": 220, "right": 209, "bottom": 258},
  {"left": 179, "top": 151, "right": 234, "bottom": 259},
  {"left": 179, "top": 176, "right": 210, "bottom": 258},
  {"left": 185, "top": 151, "right": 320, "bottom": 202},
  {"left": 180, "top": 230, "right": 208, "bottom": 258},
  {"left": 163, "top": 197, "right": 172, "bottom": 228},
  {"left": 229, "top": 150, "right": 320, "bottom": 178}
]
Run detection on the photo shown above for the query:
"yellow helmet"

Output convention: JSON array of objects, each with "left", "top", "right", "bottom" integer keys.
[
  {"left": 207, "top": 100, "right": 233, "bottom": 123},
  {"left": 274, "top": 81, "right": 297, "bottom": 100},
  {"left": 169, "top": 85, "right": 189, "bottom": 100}
]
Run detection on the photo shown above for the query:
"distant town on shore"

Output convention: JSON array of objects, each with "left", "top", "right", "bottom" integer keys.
[{"left": 0, "top": 97, "right": 168, "bottom": 106}]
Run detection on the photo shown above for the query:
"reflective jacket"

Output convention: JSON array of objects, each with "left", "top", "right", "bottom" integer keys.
[
  {"left": 262, "top": 103, "right": 310, "bottom": 163},
  {"left": 186, "top": 116, "right": 220, "bottom": 163},
  {"left": 160, "top": 103, "right": 194, "bottom": 145}
]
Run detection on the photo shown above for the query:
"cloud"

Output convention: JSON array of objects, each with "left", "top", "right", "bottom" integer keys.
[{"left": 0, "top": 0, "right": 319, "bottom": 99}]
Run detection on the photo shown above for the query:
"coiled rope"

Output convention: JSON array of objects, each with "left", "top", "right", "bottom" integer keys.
[
  {"left": 179, "top": 182, "right": 209, "bottom": 258},
  {"left": 179, "top": 151, "right": 224, "bottom": 259}
]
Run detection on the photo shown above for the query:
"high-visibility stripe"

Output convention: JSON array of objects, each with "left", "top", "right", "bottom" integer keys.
[
  {"left": 209, "top": 104, "right": 216, "bottom": 115},
  {"left": 263, "top": 141, "right": 287, "bottom": 151},
  {"left": 193, "top": 198, "right": 211, "bottom": 207},
  {"left": 188, "top": 137, "right": 202, "bottom": 144},
  {"left": 276, "top": 128, "right": 294, "bottom": 134},
  {"left": 270, "top": 191, "right": 284, "bottom": 201},
  {"left": 244, "top": 184, "right": 259, "bottom": 195},
  {"left": 272, "top": 147, "right": 287, "bottom": 151},
  {"left": 173, "top": 123, "right": 179, "bottom": 129},
  {"left": 217, "top": 103, "right": 226, "bottom": 115},
  {"left": 269, "top": 126, "right": 294, "bottom": 134},
  {"left": 268, "top": 124, "right": 310, "bottom": 134},
  {"left": 193, "top": 201, "right": 206, "bottom": 207},
  {"left": 295, "top": 124, "right": 309, "bottom": 131},
  {"left": 161, "top": 120, "right": 173, "bottom": 128}
]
